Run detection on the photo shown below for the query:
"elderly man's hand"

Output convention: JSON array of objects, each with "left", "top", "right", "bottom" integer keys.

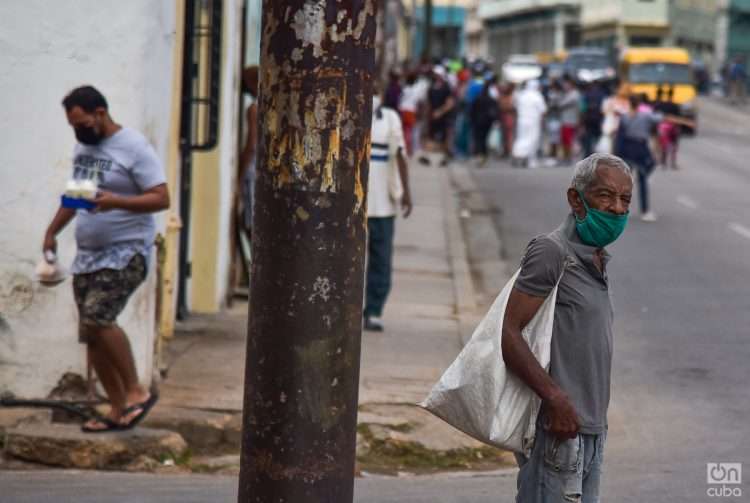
[{"left": 543, "top": 391, "right": 581, "bottom": 440}]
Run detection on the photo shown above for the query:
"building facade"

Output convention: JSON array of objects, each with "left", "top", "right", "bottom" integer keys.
[
  {"left": 413, "top": 5, "right": 466, "bottom": 60},
  {"left": 716, "top": 0, "right": 750, "bottom": 69},
  {"left": 464, "top": 0, "right": 487, "bottom": 60},
  {"left": 580, "top": 0, "right": 670, "bottom": 52},
  {"left": 479, "top": 0, "right": 581, "bottom": 67},
  {"left": 668, "top": 0, "right": 717, "bottom": 68}
]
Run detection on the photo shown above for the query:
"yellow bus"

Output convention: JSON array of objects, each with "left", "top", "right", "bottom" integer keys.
[{"left": 619, "top": 47, "right": 697, "bottom": 128}]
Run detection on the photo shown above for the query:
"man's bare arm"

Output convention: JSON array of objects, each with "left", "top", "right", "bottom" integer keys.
[
  {"left": 94, "top": 184, "right": 170, "bottom": 213},
  {"left": 502, "top": 287, "right": 580, "bottom": 439},
  {"left": 396, "top": 148, "right": 412, "bottom": 218},
  {"left": 43, "top": 207, "right": 76, "bottom": 254}
]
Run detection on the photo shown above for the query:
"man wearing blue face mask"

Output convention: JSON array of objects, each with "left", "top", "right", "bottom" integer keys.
[{"left": 501, "top": 153, "right": 633, "bottom": 503}]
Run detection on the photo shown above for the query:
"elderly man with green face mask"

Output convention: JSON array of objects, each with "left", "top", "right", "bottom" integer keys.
[{"left": 501, "top": 153, "right": 633, "bottom": 503}]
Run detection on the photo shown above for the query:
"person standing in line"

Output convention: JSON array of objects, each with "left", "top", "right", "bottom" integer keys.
[
  {"left": 383, "top": 69, "right": 403, "bottom": 111},
  {"left": 580, "top": 82, "right": 606, "bottom": 158},
  {"left": 504, "top": 153, "right": 633, "bottom": 503},
  {"left": 399, "top": 70, "right": 427, "bottom": 157},
  {"left": 425, "top": 66, "right": 456, "bottom": 167},
  {"left": 363, "top": 88, "right": 414, "bottom": 332},
  {"left": 615, "top": 94, "right": 659, "bottom": 222},
  {"left": 498, "top": 82, "right": 517, "bottom": 159},
  {"left": 469, "top": 74, "right": 500, "bottom": 167},
  {"left": 599, "top": 84, "right": 630, "bottom": 154},
  {"left": 43, "top": 86, "right": 168, "bottom": 432},
  {"left": 728, "top": 56, "right": 748, "bottom": 105},
  {"left": 412, "top": 63, "right": 433, "bottom": 157},
  {"left": 559, "top": 77, "right": 581, "bottom": 164},
  {"left": 452, "top": 68, "right": 475, "bottom": 159},
  {"left": 654, "top": 86, "right": 683, "bottom": 170},
  {"left": 544, "top": 79, "right": 563, "bottom": 166},
  {"left": 512, "top": 80, "right": 547, "bottom": 168},
  {"left": 636, "top": 93, "right": 654, "bottom": 114}
]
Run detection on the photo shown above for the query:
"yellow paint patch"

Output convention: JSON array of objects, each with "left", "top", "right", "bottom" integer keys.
[{"left": 296, "top": 206, "right": 310, "bottom": 221}]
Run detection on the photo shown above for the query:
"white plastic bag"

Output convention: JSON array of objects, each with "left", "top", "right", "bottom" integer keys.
[
  {"left": 487, "top": 124, "right": 502, "bottom": 154},
  {"left": 420, "top": 268, "right": 561, "bottom": 455}
]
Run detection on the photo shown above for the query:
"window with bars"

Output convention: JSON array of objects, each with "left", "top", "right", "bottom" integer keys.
[{"left": 182, "top": 0, "right": 223, "bottom": 151}]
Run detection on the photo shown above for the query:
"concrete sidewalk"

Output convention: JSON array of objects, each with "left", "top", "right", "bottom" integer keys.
[
  {"left": 1, "top": 160, "right": 515, "bottom": 474},
  {"left": 160, "top": 160, "right": 470, "bottom": 411},
  {"left": 153, "top": 159, "right": 511, "bottom": 473}
]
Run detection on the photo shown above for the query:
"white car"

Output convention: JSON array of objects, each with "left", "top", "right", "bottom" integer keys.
[{"left": 502, "top": 55, "right": 542, "bottom": 84}]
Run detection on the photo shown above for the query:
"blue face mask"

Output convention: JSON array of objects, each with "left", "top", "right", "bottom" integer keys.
[{"left": 574, "top": 190, "right": 629, "bottom": 248}]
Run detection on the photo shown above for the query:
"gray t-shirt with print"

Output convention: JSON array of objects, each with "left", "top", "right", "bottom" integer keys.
[
  {"left": 513, "top": 214, "right": 614, "bottom": 434},
  {"left": 72, "top": 127, "right": 166, "bottom": 252}
]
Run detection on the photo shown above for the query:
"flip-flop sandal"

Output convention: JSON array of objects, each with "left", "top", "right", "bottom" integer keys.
[
  {"left": 81, "top": 416, "right": 123, "bottom": 433},
  {"left": 119, "top": 392, "right": 159, "bottom": 431}
]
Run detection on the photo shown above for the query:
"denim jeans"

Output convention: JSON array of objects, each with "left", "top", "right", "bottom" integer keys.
[
  {"left": 364, "top": 216, "right": 395, "bottom": 318},
  {"left": 637, "top": 168, "right": 650, "bottom": 214},
  {"left": 514, "top": 419, "right": 607, "bottom": 503}
]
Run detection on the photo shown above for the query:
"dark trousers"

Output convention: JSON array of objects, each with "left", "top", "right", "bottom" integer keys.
[
  {"left": 364, "top": 216, "right": 395, "bottom": 318},
  {"left": 580, "top": 132, "right": 599, "bottom": 158},
  {"left": 472, "top": 122, "right": 492, "bottom": 156},
  {"left": 637, "top": 168, "right": 650, "bottom": 213}
]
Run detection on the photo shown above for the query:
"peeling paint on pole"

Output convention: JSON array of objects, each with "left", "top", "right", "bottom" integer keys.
[{"left": 238, "top": 1, "right": 377, "bottom": 502}]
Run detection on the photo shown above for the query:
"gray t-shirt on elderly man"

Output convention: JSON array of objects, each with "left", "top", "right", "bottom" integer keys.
[
  {"left": 514, "top": 214, "right": 614, "bottom": 434},
  {"left": 70, "top": 128, "right": 166, "bottom": 275}
]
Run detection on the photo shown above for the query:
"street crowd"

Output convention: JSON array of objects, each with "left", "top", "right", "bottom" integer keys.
[{"left": 382, "top": 59, "right": 701, "bottom": 223}]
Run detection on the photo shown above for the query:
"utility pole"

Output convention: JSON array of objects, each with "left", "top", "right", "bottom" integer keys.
[
  {"left": 423, "top": 0, "right": 433, "bottom": 61},
  {"left": 237, "top": 1, "right": 377, "bottom": 502}
]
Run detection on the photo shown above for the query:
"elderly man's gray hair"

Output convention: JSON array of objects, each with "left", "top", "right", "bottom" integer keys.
[{"left": 571, "top": 153, "right": 632, "bottom": 192}]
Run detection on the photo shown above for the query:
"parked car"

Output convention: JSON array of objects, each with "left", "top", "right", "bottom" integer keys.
[
  {"left": 563, "top": 47, "right": 616, "bottom": 84},
  {"left": 501, "top": 55, "right": 542, "bottom": 84}
]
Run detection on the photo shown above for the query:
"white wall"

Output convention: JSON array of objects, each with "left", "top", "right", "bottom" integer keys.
[
  {"left": 0, "top": 0, "right": 177, "bottom": 397},
  {"left": 212, "top": 0, "right": 244, "bottom": 308}
]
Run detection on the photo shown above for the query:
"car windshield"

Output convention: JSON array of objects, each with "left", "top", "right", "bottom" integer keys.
[
  {"left": 629, "top": 63, "right": 692, "bottom": 84},
  {"left": 566, "top": 54, "right": 609, "bottom": 70}
]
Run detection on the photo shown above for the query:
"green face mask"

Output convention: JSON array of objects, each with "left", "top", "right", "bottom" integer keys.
[{"left": 574, "top": 190, "right": 629, "bottom": 248}]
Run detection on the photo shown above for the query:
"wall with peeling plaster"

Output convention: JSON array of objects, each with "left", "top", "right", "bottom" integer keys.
[{"left": 0, "top": 1, "right": 177, "bottom": 397}]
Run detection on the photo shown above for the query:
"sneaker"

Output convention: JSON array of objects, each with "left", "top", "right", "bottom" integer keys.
[
  {"left": 363, "top": 316, "right": 384, "bottom": 332},
  {"left": 641, "top": 211, "right": 658, "bottom": 222},
  {"left": 418, "top": 156, "right": 430, "bottom": 166}
]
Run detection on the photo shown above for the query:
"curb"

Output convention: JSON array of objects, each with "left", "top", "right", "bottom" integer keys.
[
  {"left": 447, "top": 163, "right": 509, "bottom": 346},
  {"left": 441, "top": 166, "right": 478, "bottom": 348}
]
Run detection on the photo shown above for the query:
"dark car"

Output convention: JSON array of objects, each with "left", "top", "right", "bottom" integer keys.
[{"left": 563, "top": 47, "right": 616, "bottom": 84}]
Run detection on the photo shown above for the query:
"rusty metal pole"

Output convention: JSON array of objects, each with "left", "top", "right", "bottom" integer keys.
[
  {"left": 238, "top": 1, "right": 377, "bottom": 502},
  {"left": 423, "top": 0, "right": 433, "bottom": 61}
]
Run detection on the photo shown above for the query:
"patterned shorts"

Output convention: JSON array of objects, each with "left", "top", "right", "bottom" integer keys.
[{"left": 72, "top": 254, "right": 147, "bottom": 343}]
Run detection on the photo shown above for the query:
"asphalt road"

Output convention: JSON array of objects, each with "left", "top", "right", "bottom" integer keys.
[{"left": 1, "top": 99, "right": 747, "bottom": 502}]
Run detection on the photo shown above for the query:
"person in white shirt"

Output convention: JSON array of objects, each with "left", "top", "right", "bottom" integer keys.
[
  {"left": 512, "top": 80, "right": 548, "bottom": 168},
  {"left": 399, "top": 71, "right": 428, "bottom": 157},
  {"left": 364, "top": 88, "right": 413, "bottom": 332}
]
